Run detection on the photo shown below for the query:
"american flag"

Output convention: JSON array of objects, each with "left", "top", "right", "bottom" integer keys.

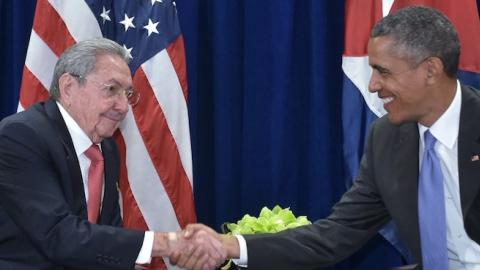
[{"left": 19, "top": 1, "right": 196, "bottom": 269}]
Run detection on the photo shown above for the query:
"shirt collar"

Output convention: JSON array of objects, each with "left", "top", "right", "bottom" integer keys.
[
  {"left": 418, "top": 80, "right": 461, "bottom": 150},
  {"left": 57, "top": 102, "right": 94, "bottom": 157}
]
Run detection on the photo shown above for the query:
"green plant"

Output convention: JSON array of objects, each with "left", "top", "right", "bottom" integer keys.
[{"left": 221, "top": 205, "right": 311, "bottom": 269}]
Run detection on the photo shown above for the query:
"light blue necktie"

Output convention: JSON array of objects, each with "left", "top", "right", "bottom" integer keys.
[{"left": 418, "top": 130, "right": 448, "bottom": 269}]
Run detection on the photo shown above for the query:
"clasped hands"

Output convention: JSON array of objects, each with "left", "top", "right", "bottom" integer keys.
[{"left": 153, "top": 224, "right": 236, "bottom": 270}]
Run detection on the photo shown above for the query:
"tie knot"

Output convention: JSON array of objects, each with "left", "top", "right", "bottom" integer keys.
[
  {"left": 424, "top": 130, "right": 437, "bottom": 151},
  {"left": 85, "top": 144, "right": 103, "bottom": 161}
]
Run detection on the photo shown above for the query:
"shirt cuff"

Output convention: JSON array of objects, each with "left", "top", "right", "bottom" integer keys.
[
  {"left": 136, "top": 231, "right": 154, "bottom": 264},
  {"left": 232, "top": 234, "right": 248, "bottom": 267}
]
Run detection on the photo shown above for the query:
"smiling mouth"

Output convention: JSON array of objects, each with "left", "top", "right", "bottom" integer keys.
[{"left": 381, "top": 97, "right": 394, "bottom": 105}]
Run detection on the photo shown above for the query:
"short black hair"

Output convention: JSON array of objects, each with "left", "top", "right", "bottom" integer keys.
[{"left": 371, "top": 6, "right": 460, "bottom": 78}]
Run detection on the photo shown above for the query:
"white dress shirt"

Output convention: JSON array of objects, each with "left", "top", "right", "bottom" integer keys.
[
  {"left": 57, "top": 102, "right": 153, "bottom": 264},
  {"left": 235, "top": 81, "right": 480, "bottom": 269}
]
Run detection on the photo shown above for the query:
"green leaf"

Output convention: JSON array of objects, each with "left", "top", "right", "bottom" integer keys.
[
  {"left": 223, "top": 205, "right": 311, "bottom": 235},
  {"left": 296, "top": 216, "right": 311, "bottom": 225},
  {"left": 259, "top": 207, "right": 273, "bottom": 218},
  {"left": 272, "top": 205, "right": 284, "bottom": 214}
]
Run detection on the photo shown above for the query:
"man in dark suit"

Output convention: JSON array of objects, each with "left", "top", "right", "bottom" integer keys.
[
  {"left": 173, "top": 6, "right": 480, "bottom": 270},
  {"left": 0, "top": 38, "right": 225, "bottom": 269}
]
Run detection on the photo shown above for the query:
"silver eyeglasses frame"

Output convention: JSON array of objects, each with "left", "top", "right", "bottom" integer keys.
[{"left": 69, "top": 73, "right": 140, "bottom": 106}]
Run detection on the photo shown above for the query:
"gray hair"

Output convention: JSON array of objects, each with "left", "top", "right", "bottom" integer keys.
[
  {"left": 49, "top": 37, "right": 130, "bottom": 99},
  {"left": 371, "top": 6, "right": 460, "bottom": 78}
]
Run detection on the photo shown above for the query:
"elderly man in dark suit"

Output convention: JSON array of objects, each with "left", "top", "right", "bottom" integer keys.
[
  {"left": 174, "top": 6, "right": 480, "bottom": 270},
  {"left": 0, "top": 38, "right": 225, "bottom": 269}
]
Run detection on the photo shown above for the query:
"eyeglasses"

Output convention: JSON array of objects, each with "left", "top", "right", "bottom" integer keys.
[{"left": 70, "top": 73, "right": 140, "bottom": 106}]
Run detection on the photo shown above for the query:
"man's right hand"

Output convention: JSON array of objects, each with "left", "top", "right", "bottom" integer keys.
[{"left": 169, "top": 224, "right": 239, "bottom": 270}]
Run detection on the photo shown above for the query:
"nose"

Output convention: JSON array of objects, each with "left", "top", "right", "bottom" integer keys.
[
  {"left": 114, "top": 93, "right": 130, "bottom": 114},
  {"left": 368, "top": 71, "right": 382, "bottom": 93}
]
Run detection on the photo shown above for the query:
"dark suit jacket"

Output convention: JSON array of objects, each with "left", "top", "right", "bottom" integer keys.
[
  {"left": 0, "top": 99, "right": 144, "bottom": 269},
  {"left": 244, "top": 85, "right": 480, "bottom": 269}
]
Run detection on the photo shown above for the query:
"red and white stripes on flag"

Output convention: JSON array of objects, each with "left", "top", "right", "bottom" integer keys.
[{"left": 19, "top": 1, "right": 196, "bottom": 269}]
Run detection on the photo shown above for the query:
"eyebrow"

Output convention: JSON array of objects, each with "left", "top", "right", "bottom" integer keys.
[
  {"left": 371, "top": 64, "right": 390, "bottom": 73},
  {"left": 105, "top": 78, "right": 134, "bottom": 89},
  {"left": 104, "top": 78, "right": 121, "bottom": 85}
]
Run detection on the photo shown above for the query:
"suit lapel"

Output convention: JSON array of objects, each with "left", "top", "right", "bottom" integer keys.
[
  {"left": 98, "top": 138, "right": 119, "bottom": 224},
  {"left": 43, "top": 99, "right": 88, "bottom": 219},
  {"left": 458, "top": 86, "right": 480, "bottom": 216},
  {"left": 391, "top": 122, "right": 420, "bottom": 215},
  {"left": 389, "top": 121, "right": 422, "bottom": 259}
]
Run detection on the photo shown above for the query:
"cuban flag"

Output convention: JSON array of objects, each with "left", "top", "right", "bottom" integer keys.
[
  {"left": 342, "top": 0, "right": 480, "bottom": 261},
  {"left": 19, "top": 1, "right": 196, "bottom": 269}
]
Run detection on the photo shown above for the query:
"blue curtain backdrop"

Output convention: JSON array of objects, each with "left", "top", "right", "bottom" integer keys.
[
  {"left": 4, "top": 0, "right": 478, "bottom": 269},
  {"left": 178, "top": 2, "right": 402, "bottom": 268},
  {"left": 0, "top": 1, "right": 35, "bottom": 118}
]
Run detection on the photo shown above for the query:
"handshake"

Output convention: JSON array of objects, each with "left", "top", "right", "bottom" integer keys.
[{"left": 151, "top": 224, "right": 239, "bottom": 270}]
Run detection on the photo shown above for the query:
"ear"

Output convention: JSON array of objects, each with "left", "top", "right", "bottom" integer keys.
[
  {"left": 58, "top": 73, "right": 76, "bottom": 101},
  {"left": 425, "top": 57, "right": 444, "bottom": 84}
]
